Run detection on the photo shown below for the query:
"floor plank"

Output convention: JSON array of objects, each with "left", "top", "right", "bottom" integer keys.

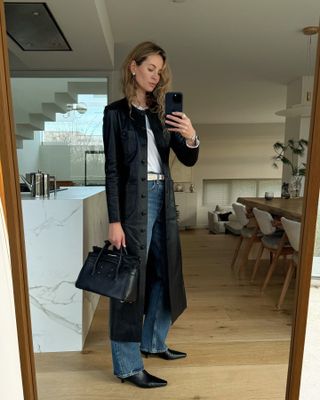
[{"left": 35, "top": 230, "right": 293, "bottom": 399}]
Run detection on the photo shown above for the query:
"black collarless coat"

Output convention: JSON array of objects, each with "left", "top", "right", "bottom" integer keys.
[{"left": 102, "top": 98, "right": 199, "bottom": 342}]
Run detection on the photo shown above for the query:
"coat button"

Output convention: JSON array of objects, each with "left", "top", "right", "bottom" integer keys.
[
  {"left": 140, "top": 245, "right": 145, "bottom": 250},
  {"left": 141, "top": 211, "right": 147, "bottom": 216},
  {"left": 140, "top": 228, "right": 145, "bottom": 233},
  {"left": 141, "top": 177, "right": 146, "bottom": 181},
  {"left": 141, "top": 159, "right": 146, "bottom": 164},
  {"left": 141, "top": 193, "right": 146, "bottom": 198}
]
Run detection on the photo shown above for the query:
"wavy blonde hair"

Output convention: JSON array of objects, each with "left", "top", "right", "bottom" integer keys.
[{"left": 121, "top": 41, "right": 172, "bottom": 121}]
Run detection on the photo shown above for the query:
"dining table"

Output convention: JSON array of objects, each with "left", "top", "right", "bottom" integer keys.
[{"left": 237, "top": 197, "right": 303, "bottom": 221}]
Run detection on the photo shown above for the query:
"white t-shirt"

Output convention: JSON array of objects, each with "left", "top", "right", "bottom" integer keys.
[
  {"left": 132, "top": 104, "right": 199, "bottom": 174},
  {"left": 145, "top": 114, "right": 163, "bottom": 174}
]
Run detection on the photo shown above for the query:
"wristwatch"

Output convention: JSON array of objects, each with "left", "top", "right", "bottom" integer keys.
[{"left": 186, "top": 133, "right": 198, "bottom": 145}]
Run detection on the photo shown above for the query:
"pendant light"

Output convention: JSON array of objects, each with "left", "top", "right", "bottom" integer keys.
[{"left": 276, "top": 26, "right": 319, "bottom": 117}]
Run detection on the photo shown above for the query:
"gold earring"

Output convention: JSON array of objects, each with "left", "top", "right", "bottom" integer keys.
[{"left": 132, "top": 72, "right": 136, "bottom": 77}]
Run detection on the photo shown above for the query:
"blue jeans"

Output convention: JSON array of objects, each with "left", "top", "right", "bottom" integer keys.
[{"left": 111, "top": 180, "right": 172, "bottom": 378}]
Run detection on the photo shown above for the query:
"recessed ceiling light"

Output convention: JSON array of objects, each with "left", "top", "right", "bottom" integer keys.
[{"left": 172, "top": 0, "right": 186, "bottom": 3}]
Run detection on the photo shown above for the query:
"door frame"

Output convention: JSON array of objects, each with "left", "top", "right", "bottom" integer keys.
[
  {"left": 0, "top": 1, "right": 319, "bottom": 398},
  {"left": 0, "top": 1, "right": 37, "bottom": 399},
  {"left": 285, "top": 26, "right": 320, "bottom": 400}
]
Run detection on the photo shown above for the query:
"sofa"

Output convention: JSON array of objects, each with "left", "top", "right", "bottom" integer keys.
[{"left": 208, "top": 206, "right": 244, "bottom": 235}]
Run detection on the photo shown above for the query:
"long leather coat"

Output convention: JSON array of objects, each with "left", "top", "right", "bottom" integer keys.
[{"left": 103, "top": 98, "right": 199, "bottom": 341}]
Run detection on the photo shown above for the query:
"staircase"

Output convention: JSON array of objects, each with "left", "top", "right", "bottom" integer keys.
[{"left": 11, "top": 78, "right": 107, "bottom": 149}]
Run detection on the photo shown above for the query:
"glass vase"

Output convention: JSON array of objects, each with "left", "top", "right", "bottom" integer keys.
[{"left": 289, "top": 175, "right": 302, "bottom": 198}]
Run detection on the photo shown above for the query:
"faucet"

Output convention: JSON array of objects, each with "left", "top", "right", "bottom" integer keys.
[{"left": 20, "top": 175, "right": 32, "bottom": 191}]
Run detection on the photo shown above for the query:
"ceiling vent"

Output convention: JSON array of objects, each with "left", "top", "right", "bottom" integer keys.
[{"left": 4, "top": 2, "right": 71, "bottom": 51}]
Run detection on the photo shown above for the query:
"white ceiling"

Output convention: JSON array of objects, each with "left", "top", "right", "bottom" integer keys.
[{"left": 5, "top": 0, "right": 320, "bottom": 124}]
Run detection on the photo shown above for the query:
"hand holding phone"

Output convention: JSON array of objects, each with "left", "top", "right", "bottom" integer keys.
[{"left": 165, "top": 92, "right": 196, "bottom": 143}]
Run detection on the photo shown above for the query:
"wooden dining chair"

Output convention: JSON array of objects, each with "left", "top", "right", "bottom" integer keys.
[
  {"left": 276, "top": 217, "right": 301, "bottom": 309},
  {"left": 251, "top": 208, "right": 294, "bottom": 293},
  {"left": 230, "top": 202, "right": 259, "bottom": 276}
]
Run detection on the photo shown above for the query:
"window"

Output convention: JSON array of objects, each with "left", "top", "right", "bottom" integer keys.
[
  {"left": 42, "top": 93, "right": 107, "bottom": 145},
  {"left": 203, "top": 179, "right": 281, "bottom": 207},
  {"left": 39, "top": 82, "right": 108, "bottom": 185}
]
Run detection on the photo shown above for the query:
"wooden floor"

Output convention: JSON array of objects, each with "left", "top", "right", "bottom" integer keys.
[{"left": 34, "top": 230, "right": 294, "bottom": 399}]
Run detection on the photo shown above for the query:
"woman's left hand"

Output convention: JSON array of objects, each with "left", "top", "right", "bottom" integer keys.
[{"left": 165, "top": 112, "right": 196, "bottom": 143}]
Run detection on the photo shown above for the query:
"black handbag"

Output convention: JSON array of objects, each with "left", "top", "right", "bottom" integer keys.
[{"left": 75, "top": 241, "right": 139, "bottom": 303}]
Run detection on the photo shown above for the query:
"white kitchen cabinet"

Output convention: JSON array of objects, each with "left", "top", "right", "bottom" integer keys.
[{"left": 174, "top": 192, "right": 197, "bottom": 228}]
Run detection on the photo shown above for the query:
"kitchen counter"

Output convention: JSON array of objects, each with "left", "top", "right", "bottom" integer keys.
[
  {"left": 21, "top": 186, "right": 108, "bottom": 352},
  {"left": 21, "top": 186, "right": 105, "bottom": 200}
]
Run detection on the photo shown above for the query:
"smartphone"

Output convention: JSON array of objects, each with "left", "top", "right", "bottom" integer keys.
[{"left": 165, "top": 92, "right": 183, "bottom": 127}]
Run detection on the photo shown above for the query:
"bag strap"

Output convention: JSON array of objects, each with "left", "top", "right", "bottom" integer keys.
[
  {"left": 92, "top": 241, "right": 128, "bottom": 276},
  {"left": 92, "top": 243, "right": 108, "bottom": 275}
]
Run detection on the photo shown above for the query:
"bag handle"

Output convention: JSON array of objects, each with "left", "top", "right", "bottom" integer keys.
[{"left": 92, "top": 241, "right": 127, "bottom": 277}]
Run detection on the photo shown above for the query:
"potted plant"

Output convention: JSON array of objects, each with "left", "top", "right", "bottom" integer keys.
[{"left": 272, "top": 138, "right": 308, "bottom": 197}]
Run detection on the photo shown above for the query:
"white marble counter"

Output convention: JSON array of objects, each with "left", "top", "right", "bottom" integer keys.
[
  {"left": 21, "top": 186, "right": 108, "bottom": 352},
  {"left": 21, "top": 186, "right": 105, "bottom": 200}
]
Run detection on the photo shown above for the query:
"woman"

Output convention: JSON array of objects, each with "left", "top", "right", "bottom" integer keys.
[{"left": 103, "top": 41, "right": 199, "bottom": 388}]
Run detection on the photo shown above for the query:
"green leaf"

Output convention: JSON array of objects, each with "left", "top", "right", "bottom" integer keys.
[
  {"left": 287, "top": 139, "right": 295, "bottom": 147},
  {"left": 292, "top": 148, "right": 304, "bottom": 155},
  {"left": 273, "top": 142, "right": 285, "bottom": 151},
  {"left": 292, "top": 167, "right": 298, "bottom": 175},
  {"left": 272, "top": 138, "right": 308, "bottom": 174},
  {"left": 281, "top": 157, "right": 291, "bottom": 165}
]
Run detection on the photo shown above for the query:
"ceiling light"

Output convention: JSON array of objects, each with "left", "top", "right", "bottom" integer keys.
[
  {"left": 302, "top": 26, "right": 318, "bottom": 101},
  {"left": 275, "top": 25, "right": 318, "bottom": 117},
  {"left": 302, "top": 26, "right": 319, "bottom": 36},
  {"left": 65, "top": 103, "right": 87, "bottom": 115}
]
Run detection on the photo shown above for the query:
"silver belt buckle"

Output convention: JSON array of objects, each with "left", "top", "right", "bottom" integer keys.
[{"left": 147, "top": 173, "right": 165, "bottom": 181}]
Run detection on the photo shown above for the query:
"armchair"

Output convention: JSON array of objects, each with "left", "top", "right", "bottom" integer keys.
[{"left": 208, "top": 206, "right": 243, "bottom": 234}]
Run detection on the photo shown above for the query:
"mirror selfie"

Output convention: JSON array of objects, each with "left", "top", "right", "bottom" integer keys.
[{"left": 1, "top": 1, "right": 320, "bottom": 399}]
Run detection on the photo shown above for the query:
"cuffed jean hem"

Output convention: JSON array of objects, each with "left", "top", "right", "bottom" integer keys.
[
  {"left": 114, "top": 367, "right": 144, "bottom": 379},
  {"left": 140, "top": 345, "right": 168, "bottom": 353}
]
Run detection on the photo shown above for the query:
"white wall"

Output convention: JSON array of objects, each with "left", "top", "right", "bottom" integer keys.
[
  {"left": 282, "top": 76, "right": 313, "bottom": 184},
  {"left": 17, "top": 140, "right": 106, "bottom": 185},
  {"left": 0, "top": 201, "right": 24, "bottom": 400},
  {"left": 39, "top": 144, "right": 104, "bottom": 183},
  {"left": 16, "top": 133, "right": 41, "bottom": 176},
  {"left": 177, "top": 123, "right": 285, "bottom": 226},
  {"left": 108, "top": 70, "right": 122, "bottom": 103},
  {"left": 39, "top": 144, "right": 71, "bottom": 181}
]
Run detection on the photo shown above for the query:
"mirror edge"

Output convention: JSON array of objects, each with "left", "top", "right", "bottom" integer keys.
[
  {"left": 0, "top": 1, "right": 38, "bottom": 399},
  {"left": 1, "top": 0, "right": 319, "bottom": 397},
  {"left": 286, "top": 23, "right": 320, "bottom": 400}
]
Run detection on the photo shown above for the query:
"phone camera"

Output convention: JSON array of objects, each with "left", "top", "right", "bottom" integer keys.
[{"left": 173, "top": 93, "right": 182, "bottom": 103}]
